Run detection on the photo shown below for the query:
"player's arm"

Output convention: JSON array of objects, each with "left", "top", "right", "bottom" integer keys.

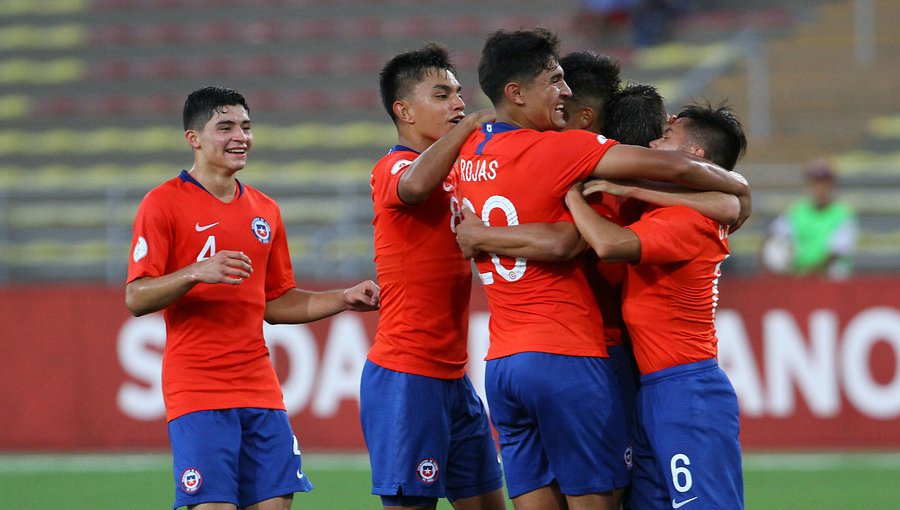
[
  {"left": 584, "top": 178, "right": 741, "bottom": 228},
  {"left": 264, "top": 280, "right": 380, "bottom": 324},
  {"left": 398, "top": 109, "right": 495, "bottom": 205},
  {"left": 591, "top": 144, "right": 751, "bottom": 227},
  {"left": 565, "top": 184, "right": 640, "bottom": 263},
  {"left": 455, "top": 207, "right": 585, "bottom": 261},
  {"left": 125, "top": 250, "right": 253, "bottom": 316}
]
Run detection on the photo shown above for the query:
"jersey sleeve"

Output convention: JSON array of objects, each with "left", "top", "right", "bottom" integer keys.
[
  {"left": 626, "top": 206, "right": 710, "bottom": 265},
  {"left": 370, "top": 154, "right": 416, "bottom": 210},
  {"left": 126, "top": 189, "right": 173, "bottom": 283},
  {"left": 533, "top": 130, "right": 619, "bottom": 197},
  {"left": 264, "top": 206, "right": 297, "bottom": 301}
]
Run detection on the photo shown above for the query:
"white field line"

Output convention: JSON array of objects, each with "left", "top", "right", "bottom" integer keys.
[
  {"left": 2, "top": 452, "right": 900, "bottom": 474},
  {"left": 0, "top": 452, "right": 371, "bottom": 474}
]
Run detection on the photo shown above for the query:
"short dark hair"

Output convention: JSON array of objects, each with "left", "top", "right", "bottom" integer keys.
[
  {"left": 676, "top": 101, "right": 747, "bottom": 170},
  {"left": 559, "top": 51, "right": 621, "bottom": 131},
  {"left": 183, "top": 86, "right": 249, "bottom": 131},
  {"left": 605, "top": 83, "right": 667, "bottom": 147},
  {"left": 478, "top": 27, "right": 561, "bottom": 105},
  {"left": 379, "top": 43, "right": 456, "bottom": 123}
]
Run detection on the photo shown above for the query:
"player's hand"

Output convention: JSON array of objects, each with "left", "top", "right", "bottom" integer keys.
[
  {"left": 731, "top": 171, "right": 751, "bottom": 232},
  {"left": 565, "top": 182, "right": 587, "bottom": 209},
  {"left": 581, "top": 179, "right": 633, "bottom": 198},
  {"left": 192, "top": 250, "right": 253, "bottom": 284},
  {"left": 455, "top": 207, "right": 485, "bottom": 259},
  {"left": 461, "top": 108, "right": 496, "bottom": 129},
  {"left": 342, "top": 280, "right": 380, "bottom": 311}
]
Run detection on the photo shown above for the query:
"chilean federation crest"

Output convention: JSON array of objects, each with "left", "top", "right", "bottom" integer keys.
[
  {"left": 416, "top": 458, "right": 439, "bottom": 484},
  {"left": 251, "top": 216, "right": 271, "bottom": 244},
  {"left": 180, "top": 467, "right": 203, "bottom": 494}
]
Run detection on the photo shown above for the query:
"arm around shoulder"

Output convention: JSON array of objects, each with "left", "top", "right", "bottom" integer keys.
[{"left": 398, "top": 109, "right": 494, "bottom": 205}]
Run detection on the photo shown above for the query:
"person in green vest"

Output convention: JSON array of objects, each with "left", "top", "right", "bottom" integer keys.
[{"left": 763, "top": 159, "right": 858, "bottom": 279}]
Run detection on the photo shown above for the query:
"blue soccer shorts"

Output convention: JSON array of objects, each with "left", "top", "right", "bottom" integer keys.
[
  {"left": 630, "top": 358, "right": 744, "bottom": 510},
  {"left": 359, "top": 361, "right": 504, "bottom": 505},
  {"left": 485, "top": 352, "right": 631, "bottom": 499},
  {"left": 167, "top": 408, "right": 313, "bottom": 509}
]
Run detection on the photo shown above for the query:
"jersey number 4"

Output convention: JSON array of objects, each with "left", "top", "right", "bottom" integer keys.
[{"left": 197, "top": 236, "right": 216, "bottom": 262}]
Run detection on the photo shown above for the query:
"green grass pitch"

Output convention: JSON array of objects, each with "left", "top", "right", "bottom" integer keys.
[{"left": 1, "top": 452, "right": 899, "bottom": 509}]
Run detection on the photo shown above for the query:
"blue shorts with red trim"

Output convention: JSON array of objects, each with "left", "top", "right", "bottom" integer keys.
[
  {"left": 167, "top": 408, "right": 313, "bottom": 509},
  {"left": 485, "top": 352, "right": 631, "bottom": 498},
  {"left": 359, "top": 361, "right": 503, "bottom": 503},
  {"left": 630, "top": 358, "right": 744, "bottom": 510}
]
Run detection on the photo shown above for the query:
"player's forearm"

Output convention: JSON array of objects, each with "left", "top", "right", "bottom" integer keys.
[
  {"left": 474, "top": 222, "right": 584, "bottom": 261},
  {"left": 622, "top": 184, "right": 740, "bottom": 226},
  {"left": 125, "top": 272, "right": 197, "bottom": 316},
  {"left": 265, "top": 288, "right": 348, "bottom": 324},
  {"left": 566, "top": 192, "right": 640, "bottom": 262}
]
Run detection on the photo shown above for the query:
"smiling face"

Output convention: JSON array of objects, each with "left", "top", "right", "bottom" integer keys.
[
  {"left": 187, "top": 104, "right": 252, "bottom": 176},
  {"left": 399, "top": 68, "right": 465, "bottom": 146},
  {"left": 519, "top": 61, "right": 571, "bottom": 132}
]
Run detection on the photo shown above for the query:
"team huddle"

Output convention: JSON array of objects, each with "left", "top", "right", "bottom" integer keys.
[{"left": 127, "top": 26, "right": 749, "bottom": 510}]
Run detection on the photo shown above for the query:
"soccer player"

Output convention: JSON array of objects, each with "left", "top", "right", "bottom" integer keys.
[
  {"left": 452, "top": 28, "right": 750, "bottom": 510},
  {"left": 362, "top": 43, "right": 505, "bottom": 510},
  {"left": 558, "top": 50, "right": 621, "bottom": 134},
  {"left": 125, "top": 86, "right": 380, "bottom": 510},
  {"left": 565, "top": 102, "right": 748, "bottom": 510}
]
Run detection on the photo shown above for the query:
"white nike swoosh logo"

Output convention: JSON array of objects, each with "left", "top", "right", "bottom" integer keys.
[
  {"left": 195, "top": 222, "right": 219, "bottom": 232},
  {"left": 297, "top": 470, "right": 304, "bottom": 479},
  {"left": 672, "top": 496, "right": 698, "bottom": 508}
]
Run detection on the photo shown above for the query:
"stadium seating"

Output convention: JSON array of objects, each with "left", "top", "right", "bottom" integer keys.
[{"left": 0, "top": 0, "right": 898, "bottom": 283}]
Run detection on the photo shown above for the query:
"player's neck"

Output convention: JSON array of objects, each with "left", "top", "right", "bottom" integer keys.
[
  {"left": 396, "top": 131, "right": 436, "bottom": 154},
  {"left": 495, "top": 105, "right": 530, "bottom": 131},
  {"left": 188, "top": 165, "right": 239, "bottom": 203}
]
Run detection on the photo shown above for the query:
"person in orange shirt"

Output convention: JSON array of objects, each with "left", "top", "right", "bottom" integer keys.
[
  {"left": 448, "top": 27, "right": 750, "bottom": 510},
  {"left": 126, "top": 86, "right": 379, "bottom": 510},
  {"left": 362, "top": 43, "right": 506, "bottom": 510},
  {"left": 565, "top": 102, "right": 748, "bottom": 510}
]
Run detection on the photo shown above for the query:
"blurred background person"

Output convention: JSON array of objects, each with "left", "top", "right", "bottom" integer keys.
[{"left": 762, "top": 158, "right": 858, "bottom": 279}]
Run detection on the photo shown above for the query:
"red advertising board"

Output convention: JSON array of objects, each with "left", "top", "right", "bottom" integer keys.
[{"left": 0, "top": 276, "right": 898, "bottom": 451}]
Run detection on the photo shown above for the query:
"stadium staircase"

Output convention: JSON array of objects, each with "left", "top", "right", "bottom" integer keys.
[{"left": 0, "top": 0, "right": 897, "bottom": 283}]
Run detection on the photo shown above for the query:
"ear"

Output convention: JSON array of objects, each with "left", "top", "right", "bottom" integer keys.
[
  {"left": 504, "top": 82, "right": 525, "bottom": 106},
  {"left": 185, "top": 130, "right": 200, "bottom": 149},
  {"left": 691, "top": 145, "right": 706, "bottom": 160},
  {"left": 393, "top": 100, "right": 414, "bottom": 125},
  {"left": 577, "top": 107, "right": 595, "bottom": 130}
]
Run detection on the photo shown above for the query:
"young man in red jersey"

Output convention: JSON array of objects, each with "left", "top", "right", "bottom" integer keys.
[
  {"left": 565, "top": 102, "right": 748, "bottom": 510},
  {"left": 450, "top": 28, "right": 749, "bottom": 510},
  {"left": 126, "top": 86, "right": 379, "bottom": 510},
  {"left": 362, "top": 43, "right": 506, "bottom": 510}
]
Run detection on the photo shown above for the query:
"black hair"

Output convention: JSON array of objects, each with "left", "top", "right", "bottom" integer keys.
[
  {"left": 379, "top": 42, "right": 456, "bottom": 123},
  {"left": 605, "top": 83, "right": 667, "bottom": 147},
  {"left": 559, "top": 51, "right": 621, "bottom": 131},
  {"left": 676, "top": 101, "right": 747, "bottom": 170},
  {"left": 478, "top": 27, "right": 561, "bottom": 105},
  {"left": 182, "top": 86, "right": 249, "bottom": 131}
]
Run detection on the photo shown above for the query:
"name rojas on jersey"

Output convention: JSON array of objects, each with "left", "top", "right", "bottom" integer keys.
[{"left": 458, "top": 158, "right": 498, "bottom": 182}]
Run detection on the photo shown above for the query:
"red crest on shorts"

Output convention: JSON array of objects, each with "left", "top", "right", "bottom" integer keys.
[
  {"left": 416, "top": 458, "right": 439, "bottom": 484},
  {"left": 180, "top": 467, "right": 203, "bottom": 494}
]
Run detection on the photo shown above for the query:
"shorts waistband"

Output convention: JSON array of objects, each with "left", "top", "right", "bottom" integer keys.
[{"left": 640, "top": 358, "right": 718, "bottom": 385}]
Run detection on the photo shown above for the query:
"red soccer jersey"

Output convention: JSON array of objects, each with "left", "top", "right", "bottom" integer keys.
[
  {"left": 584, "top": 193, "right": 628, "bottom": 348},
  {"left": 369, "top": 146, "right": 472, "bottom": 378},
  {"left": 622, "top": 205, "right": 730, "bottom": 374},
  {"left": 456, "top": 123, "right": 617, "bottom": 360},
  {"left": 127, "top": 171, "right": 295, "bottom": 421}
]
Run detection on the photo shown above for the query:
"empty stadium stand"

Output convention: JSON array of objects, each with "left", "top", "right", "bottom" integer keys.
[{"left": 0, "top": 0, "right": 897, "bottom": 283}]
